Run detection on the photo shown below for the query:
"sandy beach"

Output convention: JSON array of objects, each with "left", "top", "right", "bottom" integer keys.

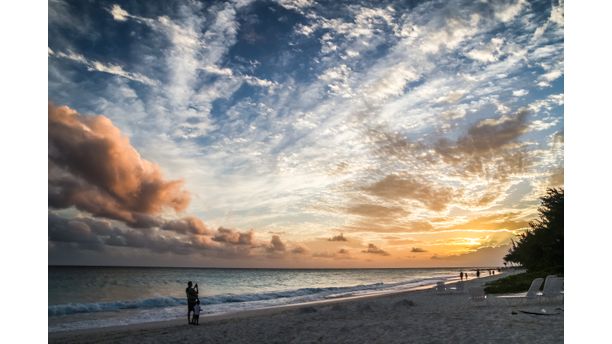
[{"left": 49, "top": 273, "right": 563, "bottom": 343}]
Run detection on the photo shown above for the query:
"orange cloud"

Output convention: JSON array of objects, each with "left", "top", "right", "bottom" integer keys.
[
  {"left": 434, "top": 110, "right": 530, "bottom": 180},
  {"left": 442, "top": 212, "right": 529, "bottom": 231},
  {"left": 362, "top": 243, "right": 390, "bottom": 256},
  {"left": 363, "top": 174, "right": 454, "bottom": 211},
  {"left": 48, "top": 103, "right": 190, "bottom": 226}
]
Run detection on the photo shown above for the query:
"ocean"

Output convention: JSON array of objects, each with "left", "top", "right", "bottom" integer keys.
[{"left": 49, "top": 266, "right": 474, "bottom": 332}]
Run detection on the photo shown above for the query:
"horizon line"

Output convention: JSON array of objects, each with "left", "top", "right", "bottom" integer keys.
[{"left": 48, "top": 264, "right": 511, "bottom": 270}]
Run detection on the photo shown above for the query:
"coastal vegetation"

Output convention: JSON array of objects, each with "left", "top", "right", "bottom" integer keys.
[{"left": 486, "top": 188, "right": 564, "bottom": 294}]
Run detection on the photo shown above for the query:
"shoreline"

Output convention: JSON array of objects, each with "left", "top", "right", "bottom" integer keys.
[
  {"left": 48, "top": 270, "right": 507, "bottom": 334},
  {"left": 49, "top": 270, "right": 564, "bottom": 343}
]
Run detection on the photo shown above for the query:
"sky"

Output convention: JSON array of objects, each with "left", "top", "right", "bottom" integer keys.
[{"left": 48, "top": 0, "right": 564, "bottom": 268}]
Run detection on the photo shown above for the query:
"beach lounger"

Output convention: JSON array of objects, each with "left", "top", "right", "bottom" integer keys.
[
  {"left": 469, "top": 287, "right": 487, "bottom": 303},
  {"left": 492, "top": 277, "right": 548, "bottom": 306},
  {"left": 542, "top": 276, "right": 563, "bottom": 299},
  {"left": 526, "top": 278, "right": 544, "bottom": 299}
]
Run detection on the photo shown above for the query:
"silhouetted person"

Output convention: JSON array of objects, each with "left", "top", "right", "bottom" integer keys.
[
  {"left": 460, "top": 271, "right": 464, "bottom": 281},
  {"left": 476, "top": 269, "right": 481, "bottom": 278},
  {"left": 465, "top": 272, "right": 468, "bottom": 280},
  {"left": 192, "top": 300, "right": 201, "bottom": 325},
  {"left": 186, "top": 281, "right": 198, "bottom": 324}
]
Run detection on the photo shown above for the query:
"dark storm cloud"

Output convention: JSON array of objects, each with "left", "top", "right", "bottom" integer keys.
[
  {"left": 362, "top": 243, "right": 390, "bottom": 256},
  {"left": 363, "top": 175, "right": 454, "bottom": 211},
  {"left": 49, "top": 103, "right": 190, "bottom": 227}
]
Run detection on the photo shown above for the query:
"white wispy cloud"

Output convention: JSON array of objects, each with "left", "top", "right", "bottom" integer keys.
[
  {"left": 49, "top": 0, "right": 564, "bottom": 261},
  {"left": 48, "top": 49, "right": 158, "bottom": 86}
]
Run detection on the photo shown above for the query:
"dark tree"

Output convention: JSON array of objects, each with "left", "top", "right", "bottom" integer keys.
[{"left": 504, "top": 188, "right": 564, "bottom": 272}]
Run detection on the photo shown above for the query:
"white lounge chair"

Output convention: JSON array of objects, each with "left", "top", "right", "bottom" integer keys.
[
  {"left": 526, "top": 277, "right": 544, "bottom": 299},
  {"left": 469, "top": 287, "right": 487, "bottom": 303},
  {"left": 542, "top": 276, "right": 563, "bottom": 299}
]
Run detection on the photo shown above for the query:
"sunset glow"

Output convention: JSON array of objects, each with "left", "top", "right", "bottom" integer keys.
[{"left": 48, "top": 0, "right": 564, "bottom": 268}]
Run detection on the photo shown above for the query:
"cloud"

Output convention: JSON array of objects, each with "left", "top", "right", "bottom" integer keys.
[
  {"left": 343, "top": 220, "right": 434, "bottom": 234},
  {"left": 266, "top": 235, "right": 286, "bottom": 254},
  {"left": 290, "top": 245, "right": 309, "bottom": 254},
  {"left": 363, "top": 66, "right": 419, "bottom": 101},
  {"left": 276, "top": 0, "right": 314, "bottom": 12},
  {"left": 430, "top": 245, "right": 511, "bottom": 266},
  {"left": 362, "top": 243, "right": 390, "bottom": 256},
  {"left": 345, "top": 203, "right": 408, "bottom": 218},
  {"left": 363, "top": 175, "right": 454, "bottom": 211},
  {"left": 465, "top": 37, "right": 504, "bottom": 63},
  {"left": 548, "top": 167, "right": 564, "bottom": 187},
  {"left": 48, "top": 0, "right": 564, "bottom": 267},
  {"left": 48, "top": 49, "right": 158, "bottom": 86},
  {"left": 212, "top": 227, "right": 255, "bottom": 245},
  {"left": 47, "top": 103, "right": 276, "bottom": 262},
  {"left": 109, "top": 4, "right": 129, "bottom": 21},
  {"left": 493, "top": 0, "right": 527, "bottom": 23},
  {"left": 328, "top": 233, "right": 348, "bottom": 242},
  {"left": 48, "top": 213, "right": 105, "bottom": 251},
  {"left": 512, "top": 89, "right": 529, "bottom": 97},
  {"left": 434, "top": 110, "right": 530, "bottom": 179},
  {"left": 49, "top": 104, "right": 191, "bottom": 227},
  {"left": 48, "top": 212, "right": 269, "bottom": 259},
  {"left": 162, "top": 217, "right": 211, "bottom": 235},
  {"left": 312, "top": 248, "right": 352, "bottom": 259},
  {"left": 411, "top": 247, "right": 427, "bottom": 253},
  {"left": 442, "top": 212, "right": 529, "bottom": 232},
  {"left": 48, "top": 212, "right": 217, "bottom": 256}
]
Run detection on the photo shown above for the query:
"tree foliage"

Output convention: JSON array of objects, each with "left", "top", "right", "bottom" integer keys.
[{"left": 504, "top": 188, "right": 564, "bottom": 272}]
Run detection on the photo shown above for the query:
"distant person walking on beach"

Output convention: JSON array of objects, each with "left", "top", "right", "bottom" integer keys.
[
  {"left": 186, "top": 281, "right": 198, "bottom": 324},
  {"left": 476, "top": 269, "right": 481, "bottom": 278},
  {"left": 460, "top": 271, "right": 464, "bottom": 281},
  {"left": 192, "top": 300, "right": 201, "bottom": 325}
]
